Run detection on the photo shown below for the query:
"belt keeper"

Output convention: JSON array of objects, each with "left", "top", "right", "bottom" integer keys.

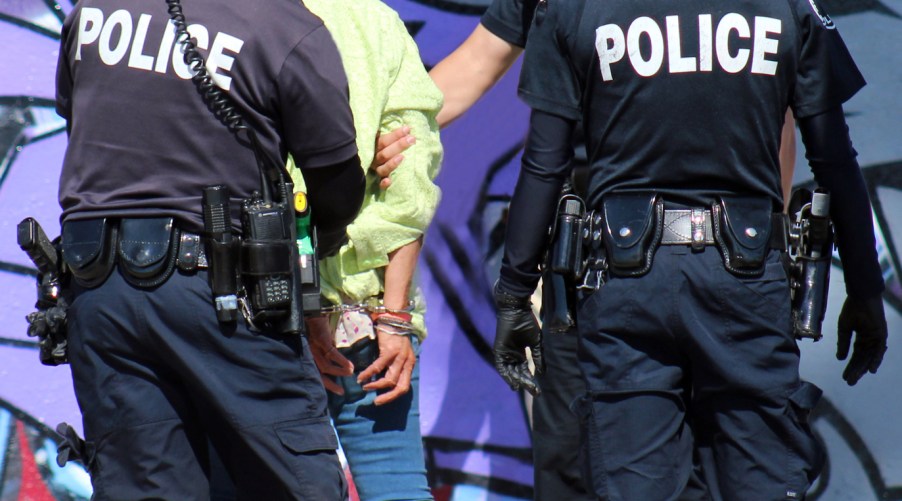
[{"left": 690, "top": 208, "right": 707, "bottom": 251}]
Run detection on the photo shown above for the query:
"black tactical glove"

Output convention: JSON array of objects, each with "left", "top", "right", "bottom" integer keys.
[
  {"left": 493, "top": 283, "right": 544, "bottom": 396},
  {"left": 836, "top": 295, "right": 888, "bottom": 386}
]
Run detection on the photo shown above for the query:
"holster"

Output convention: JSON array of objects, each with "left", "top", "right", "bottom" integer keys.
[
  {"left": 61, "top": 218, "right": 117, "bottom": 288},
  {"left": 601, "top": 192, "right": 664, "bottom": 277},
  {"left": 712, "top": 196, "right": 776, "bottom": 276}
]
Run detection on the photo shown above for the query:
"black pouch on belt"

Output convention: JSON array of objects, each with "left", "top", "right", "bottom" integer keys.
[
  {"left": 117, "top": 217, "right": 179, "bottom": 288},
  {"left": 601, "top": 192, "right": 664, "bottom": 277},
  {"left": 712, "top": 196, "right": 773, "bottom": 276},
  {"left": 61, "top": 218, "right": 117, "bottom": 288}
]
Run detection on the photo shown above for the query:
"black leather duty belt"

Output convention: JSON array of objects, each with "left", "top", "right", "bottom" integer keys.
[{"left": 660, "top": 209, "right": 787, "bottom": 250}]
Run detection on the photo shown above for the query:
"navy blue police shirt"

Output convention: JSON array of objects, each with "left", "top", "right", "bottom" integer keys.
[
  {"left": 518, "top": 0, "right": 865, "bottom": 212},
  {"left": 482, "top": 0, "right": 540, "bottom": 48},
  {"left": 56, "top": 0, "right": 358, "bottom": 233}
]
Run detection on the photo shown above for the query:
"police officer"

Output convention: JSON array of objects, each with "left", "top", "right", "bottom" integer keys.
[
  {"left": 492, "top": 0, "right": 888, "bottom": 499},
  {"left": 55, "top": 0, "right": 364, "bottom": 498}
]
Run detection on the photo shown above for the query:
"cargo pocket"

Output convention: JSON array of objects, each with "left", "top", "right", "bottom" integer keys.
[
  {"left": 784, "top": 382, "right": 826, "bottom": 499},
  {"left": 274, "top": 416, "right": 344, "bottom": 500}
]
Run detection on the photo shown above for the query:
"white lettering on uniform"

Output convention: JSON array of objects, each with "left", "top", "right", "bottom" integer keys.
[
  {"left": 71, "top": 7, "right": 245, "bottom": 91},
  {"left": 128, "top": 14, "right": 154, "bottom": 70},
  {"left": 155, "top": 20, "right": 177, "bottom": 73},
  {"left": 76, "top": 7, "right": 104, "bottom": 61},
  {"left": 627, "top": 17, "right": 664, "bottom": 77},
  {"left": 98, "top": 9, "right": 132, "bottom": 66},
  {"left": 595, "top": 24, "right": 625, "bottom": 82},
  {"left": 715, "top": 13, "right": 750, "bottom": 73},
  {"left": 666, "top": 16, "right": 696, "bottom": 73},
  {"left": 594, "top": 13, "right": 781, "bottom": 80},
  {"left": 698, "top": 14, "right": 713, "bottom": 72},
  {"left": 751, "top": 16, "right": 781, "bottom": 75},
  {"left": 207, "top": 32, "right": 244, "bottom": 91}
]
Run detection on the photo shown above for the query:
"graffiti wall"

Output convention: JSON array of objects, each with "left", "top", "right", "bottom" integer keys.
[{"left": 0, "top": 0, "right": 899, "bottom": 499}]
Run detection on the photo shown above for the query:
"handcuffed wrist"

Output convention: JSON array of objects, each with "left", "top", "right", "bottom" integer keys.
[{"left": 373, "top": 313, "right": 414, "bottom": 336}]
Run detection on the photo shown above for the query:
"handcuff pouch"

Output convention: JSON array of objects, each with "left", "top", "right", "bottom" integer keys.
[
  {"left": 712, "top": 196, "right": 772, "bottom": 276},
  {"left": 62, "top": 218, "right": 117, "bottom": 289},
  {"left": 601, "top": 192, "right": 663, "bottom": 277},
  {"left": 117, "top": 217, "right": 179, "bottom": 288}
]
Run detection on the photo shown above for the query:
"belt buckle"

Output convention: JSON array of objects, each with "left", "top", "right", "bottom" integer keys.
[{"left": 690, "top": 208, "right": 707, "bottom": 251}]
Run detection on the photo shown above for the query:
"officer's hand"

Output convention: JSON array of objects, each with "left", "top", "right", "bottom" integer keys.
[
  {"left": 493, "top": 284, "right": 544, "bottom": 396},
  {"left": 371, "top": 126, "right": 415, "bottom": 189},
  {"left": 305, "top": 316, "right": 354, "bottom": 395},
  {"left": 359, "top": 318, "right": 416, "bottom": 405},
  {"left": 836, "top": 295, "right": 888, "bottom": 386}
]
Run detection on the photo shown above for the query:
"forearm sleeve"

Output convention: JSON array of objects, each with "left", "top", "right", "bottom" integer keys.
[
  {"left": 498, "top": 110, "right": 575, "bottom": 296},
  {"left": 797, "top": 106, "right": 884, "bottom": 299},
  {"left": 303, "top": 154, "right": 365, "bottom": 257}
]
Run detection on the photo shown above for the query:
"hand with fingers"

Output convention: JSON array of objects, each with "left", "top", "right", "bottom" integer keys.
[
  {"left": 371, "top": 126, "right": 416, "bottom": 189},
  {"left": 357, "top": 315, "right": 417, "bottom": 405},
  {"left": 492, "top": 282, "right": 544, "bottom": 396},
  {"left": 836, "top": 294, "right": 888, "bottom": 386},
  {"left": 305, "top": 316, "right": 354, "bottom": 395}
]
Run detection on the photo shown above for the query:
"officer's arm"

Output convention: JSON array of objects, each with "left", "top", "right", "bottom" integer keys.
[
  {"left": 780, "top": 110, "right": 796, "bottom": 211},
  {"left": 497, "top": 109, "right": 575, "bottom": 297},
  {"left": 797, "top": 104, "right": 887, "bottom": 385},
  {"left": 797, "top": 105, "right": 883, "bottom": 299},
  {"left": 301, "top": 154, "right": 365, "bottom": 257},
  {"left": 430, "top": 24, "right": 523, "bottom": 128}
]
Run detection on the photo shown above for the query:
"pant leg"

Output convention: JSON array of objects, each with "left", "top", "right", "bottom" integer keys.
[
  {"left": 574, "top": 256, "right": 694, "bottom": 501},
  {"left": 328, "top": 336, "right": 432, "bottom": 501},
  {"left": 68, "top": 270, "right": 211, "bottom": 500},
  {"left": 70, "top": 268, "right": 347, "bottom": 501},
  {"left": 677, "top": 249, "right": 824, "bottom": 501},
  {"left": 532, "top": 328, "right": 593, "bottom": 501}
]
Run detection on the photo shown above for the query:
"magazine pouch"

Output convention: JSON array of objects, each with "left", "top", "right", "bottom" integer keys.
[
  {"left": 712, "top": 196, "right": 772, "bottom": 277},
  {"left": 61, "top": 218, "right": 117, "bottom": 288},
  {"left": 601, "top": 192, "right": 663, "bottom": 277},
  {"left": 117, "top": 217, "right": 179, "bottom": 288}
]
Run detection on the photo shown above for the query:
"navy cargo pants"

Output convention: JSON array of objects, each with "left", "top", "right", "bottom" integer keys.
[
  {"left": 574, "top": 245, "right": 824, "bottom": 501},
  {"left": 67, "top": 267, "right": 347, "bottom": 500}
]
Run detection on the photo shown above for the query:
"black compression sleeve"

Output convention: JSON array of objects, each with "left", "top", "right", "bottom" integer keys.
[
  {"left": 498, "top": 110, "right": 576, "bottom": 297},
  {"left": 302, "top": 154, "right": 365, "bottom": 257},
  {"left": 797, "top": 106, "right": 884, "bottom": 299}
]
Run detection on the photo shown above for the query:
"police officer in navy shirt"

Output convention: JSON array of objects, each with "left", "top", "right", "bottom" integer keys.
[
  {"left": 55, "top": 0, "right": 364, "bottom": 498},
  {"left": 491, "top": 0, "right": 888, "bottom": 499}
]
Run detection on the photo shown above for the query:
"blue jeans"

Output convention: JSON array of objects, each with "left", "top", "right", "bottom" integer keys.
[{"left": 329, "top": 336, "right": 432, "bottom": 501}]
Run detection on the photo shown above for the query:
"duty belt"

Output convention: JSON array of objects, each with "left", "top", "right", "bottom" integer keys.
[{"left": 660, "top": 208, "right": 787, "bottom": 250}]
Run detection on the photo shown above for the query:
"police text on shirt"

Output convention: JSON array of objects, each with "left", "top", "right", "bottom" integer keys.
[
  {"left": 75, "top": 7, "right": 243, "bottom": 91},
  {"left": 595, "top": 14, "right": 781, "bottom": 81}
]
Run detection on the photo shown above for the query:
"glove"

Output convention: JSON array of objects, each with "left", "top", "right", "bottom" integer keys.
[
  {"left": 836, "top": 295, "right": 888, "bottom": 385},
  {"left": 493, "top": 283, "right": 544, "bottom": 396}
]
